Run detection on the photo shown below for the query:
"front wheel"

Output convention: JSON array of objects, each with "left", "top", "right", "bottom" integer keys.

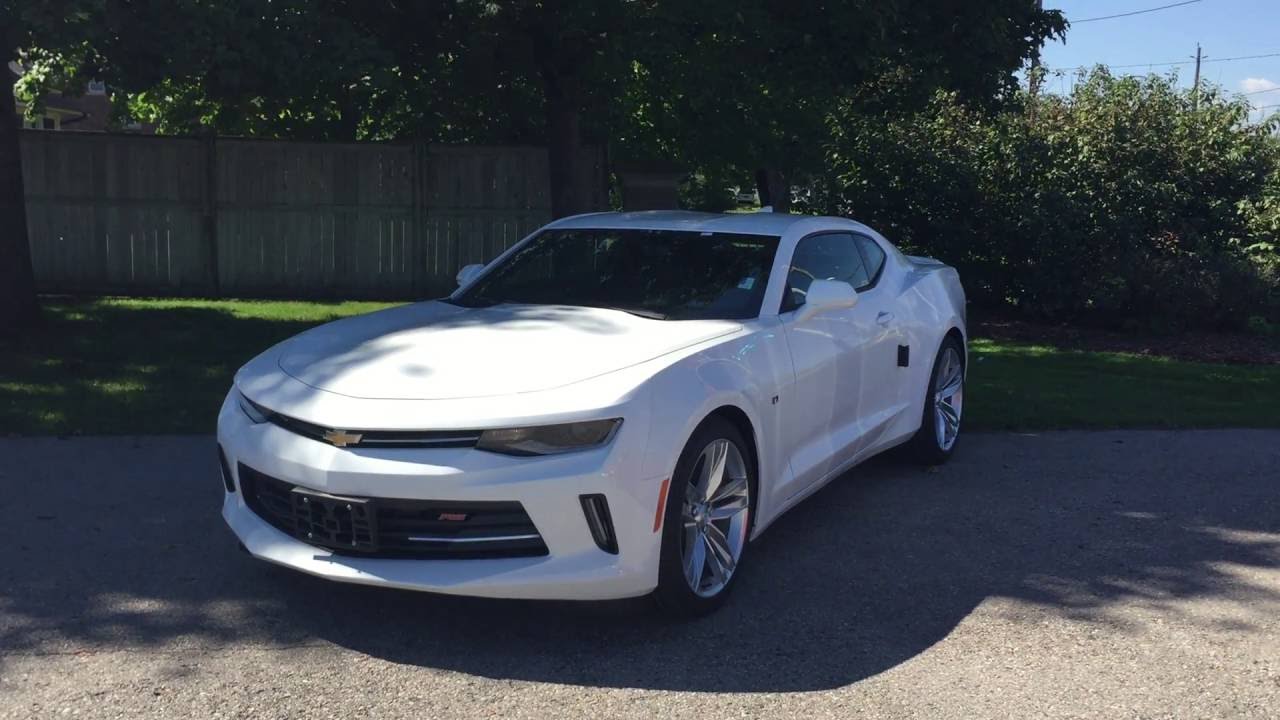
[
  {"left": 906, "top": 335, "right": 965, "bottom": 465},
  {"left": 653, "top": 416, "right": 755, "bottom": 618}
]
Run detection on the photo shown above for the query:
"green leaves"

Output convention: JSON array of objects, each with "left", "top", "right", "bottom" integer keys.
[{"left": 821, "top": 70, "right": 1280, "bottom": 330}]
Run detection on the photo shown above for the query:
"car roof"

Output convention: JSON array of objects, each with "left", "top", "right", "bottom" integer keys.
[{"left": 548, "top": 210, "right": 868, "bottom": 237}]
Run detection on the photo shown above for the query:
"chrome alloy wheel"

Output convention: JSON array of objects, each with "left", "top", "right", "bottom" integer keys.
[
  {"left": 681, "top": 439, "right": 751, "bottom": 598},
  {"left": 934, "top": 346, "right": 964, "bottom": 451}
]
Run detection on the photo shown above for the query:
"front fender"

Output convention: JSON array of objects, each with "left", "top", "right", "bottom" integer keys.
[{"left": 635, "top": 327, "right": 791, "bottom": 534}]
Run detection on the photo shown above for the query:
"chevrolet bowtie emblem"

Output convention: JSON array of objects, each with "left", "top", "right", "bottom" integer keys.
[{"left": 323, "top": 429, "right": 364, "bottom": 447}]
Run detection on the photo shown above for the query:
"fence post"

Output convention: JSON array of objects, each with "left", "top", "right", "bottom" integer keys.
[
  {"left": 202, "top": 127, "right": 220, "bottom": 295},
  {"left": 413, "top": 140, "right": 432, "bottom": 296}
]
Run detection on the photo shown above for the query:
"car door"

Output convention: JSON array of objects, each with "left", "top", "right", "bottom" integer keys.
[
  {"left": 776, "top": 232, "right": 873, "bottom": 497},
  {"left": 847, "top": 232, "right": 909, "bottom": 442}
]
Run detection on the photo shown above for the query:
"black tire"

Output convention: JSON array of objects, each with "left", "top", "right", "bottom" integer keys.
[
  {"left": 906, "top": 334, "right": 966, "bottom": 466},
  {"left": 653, "top": 415, "right": 756, "bottom": 618}
]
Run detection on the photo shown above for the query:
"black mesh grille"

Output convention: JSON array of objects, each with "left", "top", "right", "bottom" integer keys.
[{"left": 237, "top": 463, "right": 548, "bottom": 559}]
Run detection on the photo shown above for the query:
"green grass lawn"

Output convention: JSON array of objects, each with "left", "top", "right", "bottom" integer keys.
[
  {"left": 1, "top": 297, "right": 1276, "bottom": 435},
  {"left": 0, "top": 298, "right": 396, "bottom": 436},
  {"left": 964, "top": 339, "right": 1277, "bottom": 430}
]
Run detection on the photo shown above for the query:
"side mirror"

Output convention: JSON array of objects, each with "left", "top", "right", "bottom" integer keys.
[
  {"left": 456, "top": 263, "right": 485, "bottom": 288},
  {"left": 795, "top": 279, "right": 858, "bottom": 323}
]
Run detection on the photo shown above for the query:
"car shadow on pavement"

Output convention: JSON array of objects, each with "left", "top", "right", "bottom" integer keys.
[{"left": 2, "top": 431, "right": 1278, "bottom": 692}]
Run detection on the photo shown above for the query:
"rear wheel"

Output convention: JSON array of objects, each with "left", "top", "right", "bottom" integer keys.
[
  {"left": 907, "top": 335, "right": 965, "bottom": 465},
  {"left": 653, "top": 416, "right": 754, "bottom": 617}
]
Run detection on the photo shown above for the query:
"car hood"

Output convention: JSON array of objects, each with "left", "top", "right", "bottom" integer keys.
[{"left": 272, "top": 301, "right": 741, "bottom": 401}]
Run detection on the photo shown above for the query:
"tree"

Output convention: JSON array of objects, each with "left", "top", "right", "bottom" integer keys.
[
  {"left": 121, "top": 0, "right": 626, "bottom": 218},
  {"left": 617, "top": 1, "right": 1066, "bottom": 211},
  {"left": 2, "top": 0, "right": 397, "bottom": 335},
  {"left": 2, "top": 0, "right": 1069, "bottom": 334},
  {"left": 0, "top": 50, "right": 39, "bottom": 336},
  {"left": 0, "top": 0, "right": 107, "bottom": 336},
  {"left": 438, "top": 1, "right": 633, "bottom": 217},
  {"left": 121, "top": 0, "right": 409, "bottom": 141},
  {"left": 110, "top": 2, "right": 1066, "bottom": 218}
]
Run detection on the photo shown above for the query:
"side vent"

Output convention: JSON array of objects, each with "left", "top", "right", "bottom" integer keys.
[
  {"left": 579, "top": 494, "right": 619, "bottom": 554},
  {"left": 218, "top": 445, "right": 236, "bottom": 493},
  {"left": 897, "top": 344, "right": 910, "bottom": 368}
]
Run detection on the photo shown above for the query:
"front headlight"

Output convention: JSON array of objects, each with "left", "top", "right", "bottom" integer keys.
[
  {"left": 475, "top": 419, "right": 622, "bottom": 456},
  {"left": 237, "top": 391, "right": 274, "bottom": 424}
]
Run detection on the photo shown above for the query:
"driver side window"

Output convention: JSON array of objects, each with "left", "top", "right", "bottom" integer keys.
[{"left": 781, "top": 233, "right": 869, "bottom": 313}]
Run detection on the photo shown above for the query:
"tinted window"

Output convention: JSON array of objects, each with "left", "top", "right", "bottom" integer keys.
[
  {"left": 854, "top": 235, "right": 887, "bottom": 286},
  {"left": 451, "top": 229, "right": 779, "bottom": 320},
  {"left": 782, "top": 233, "right": 869, "bottom": 312}
]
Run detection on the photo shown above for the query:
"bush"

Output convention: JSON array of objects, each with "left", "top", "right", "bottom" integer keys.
[{"left": 816, "top": 70, "right": 1280, "bottom": 331}]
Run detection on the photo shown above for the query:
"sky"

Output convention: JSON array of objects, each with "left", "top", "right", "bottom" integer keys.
[{"left": 1040, "top": 0, "right": 1280, "bottom": 121}]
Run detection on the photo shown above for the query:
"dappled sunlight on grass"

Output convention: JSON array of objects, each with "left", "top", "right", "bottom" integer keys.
[
  {"left": 970, "top": 338, "right": 1060, "bottom": 358},
  {"left": 94, "top": 380, "right": 151, "bottom": 396},
  {"left": 1, "top": 298, "right": 399, "bottom": 435},
  {"left": 0, "top": 382, "right": 65, "bottom": 396}
]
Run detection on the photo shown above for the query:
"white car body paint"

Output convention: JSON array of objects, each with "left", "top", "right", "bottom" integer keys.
[{"left": 218, "top": 211, "right": 966, "bottom": 600}]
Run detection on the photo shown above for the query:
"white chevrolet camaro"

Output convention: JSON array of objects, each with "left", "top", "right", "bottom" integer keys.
[{"left": 218, "top": 211, "right": 967, "bottom": 616}]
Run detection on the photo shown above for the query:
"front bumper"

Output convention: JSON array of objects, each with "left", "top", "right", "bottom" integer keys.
[{"left": 217, "top": 393, "right": 666, "bottom": 600}]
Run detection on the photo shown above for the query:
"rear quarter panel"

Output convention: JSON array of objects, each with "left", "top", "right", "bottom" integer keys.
[{"left": 878, "top": 259, "right": 967, "bottom": 447}]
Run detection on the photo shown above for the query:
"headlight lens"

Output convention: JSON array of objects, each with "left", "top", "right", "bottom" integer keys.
[
  {"left": 237, "top": 391, "right": 274, "bottom": 424},
  {"left": 476, "top": 419, "right": 622, "bottom": 456}
]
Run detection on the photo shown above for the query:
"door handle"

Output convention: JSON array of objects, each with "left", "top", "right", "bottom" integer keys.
[{"left": 876, "top": 311, "right": 894, "bottom": 326}]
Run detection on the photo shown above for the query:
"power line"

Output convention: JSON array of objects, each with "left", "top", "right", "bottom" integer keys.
[
  {"left": 1244, "top": 86, "right": 1280, "bottom": 96},
  {"left": 1205, "top": 51, "right": 1280, "bottom": 65},
  {"left": 1106, "top": 59, "right": 1192, "bottom": 69},
  {"left": 1072, "top": 0, "right": 1203, "bottom": 24},
  {"left": 1061, "top": 51, "right": 1280, "bottom": 72}
]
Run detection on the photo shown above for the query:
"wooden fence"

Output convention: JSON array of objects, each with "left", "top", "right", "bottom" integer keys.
[{"left": 20, "top": 130, "right": 607, "bottom": 298}]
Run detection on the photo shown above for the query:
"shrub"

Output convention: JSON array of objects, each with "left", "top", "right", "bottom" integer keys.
[{"left": 817, "top": 70, "right": 1280, "bottom": 331}]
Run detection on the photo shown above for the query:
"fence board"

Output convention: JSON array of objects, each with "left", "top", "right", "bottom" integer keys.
[
  {"left": 21, "top": 131, "right": 209, "bottom": 294},
  {"left": 22, "top": 130, "right": 603, "bottom": 298}
]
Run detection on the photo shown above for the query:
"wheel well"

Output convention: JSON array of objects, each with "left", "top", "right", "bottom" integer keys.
[
  {"left": 707, "top": 405, "right": 759, "bottom": 478},
  {"left": 705, "top": 405, "right": 760, "bottom": 531},
  {"left": 944, "top": 327, "right": 966, "bottom": 366}
]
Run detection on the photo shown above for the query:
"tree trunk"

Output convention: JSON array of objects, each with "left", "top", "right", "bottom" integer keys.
[
  {"left": 0, "top": 68, "right": 41, "bottom": 337},
  {"left": 542, "top": 70, "right": 585, "bottom": 219},
  {"left": 336, "top": 87, "right": 360, "bottom": 141},
  {"left": 754, "top": 168, "right": 790, "bottom": 213}
]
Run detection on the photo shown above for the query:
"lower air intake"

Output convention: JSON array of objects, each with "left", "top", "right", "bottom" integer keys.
[
  {"left": 237, "top": 463, "right": 548, "bottom": 559},
  {"left": 218, "top": 445, "right": 236, "bottom": 493},
  {"left": 579, "top": 494, "right": 619, "bottom": 554}
]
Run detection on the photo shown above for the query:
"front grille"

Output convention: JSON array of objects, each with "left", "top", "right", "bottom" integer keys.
[{"left": 237, "top": 463, "right": 548, "bottom": 559}]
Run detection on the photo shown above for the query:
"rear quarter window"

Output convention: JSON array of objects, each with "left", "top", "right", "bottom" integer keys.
[{"left": 854, "top": 235, "right": 887, "bottom": 288}]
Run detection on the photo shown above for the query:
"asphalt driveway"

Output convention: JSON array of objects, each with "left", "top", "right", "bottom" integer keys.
[{"left": 1, "top": 430, "right": 1278, "bottom": 718}]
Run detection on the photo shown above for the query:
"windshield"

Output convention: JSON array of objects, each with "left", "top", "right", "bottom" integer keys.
[{"left": 450, "top": 228, "right": 780, "bottom": 320}]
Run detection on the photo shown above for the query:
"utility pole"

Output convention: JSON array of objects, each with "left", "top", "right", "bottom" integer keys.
[
  {"left": 1029, "top": 0, "right": 1044, "bottom": 120},
  {"left": 1192, "top": 43, "right": 1203, "bottom": 108}
]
